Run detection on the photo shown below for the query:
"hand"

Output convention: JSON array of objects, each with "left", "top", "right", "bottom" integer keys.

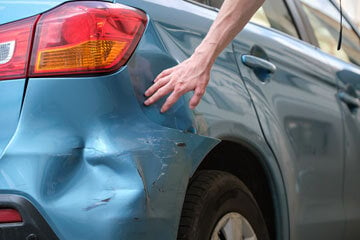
[
  {"left": 144, "top": 55, "right": 211, "bottom": 113},
  {"left": 144, "top": 0, "right": 264, "bottom": 113}
]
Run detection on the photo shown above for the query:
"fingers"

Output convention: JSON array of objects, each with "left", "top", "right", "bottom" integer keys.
[
  {"left": 160, "top": 87, "right": 186, "bottom": 113},
  {"left": 144, "top": 62, "right": 209, "bottom": 112},
  {"left": 145, "top": 76, "right": 169, "bottom": 97},
  {"left": 153, "top": 68, "right": 172, "bottom": 83},
  {"left": 144, "top": 83, "right": 173, "bottom": 106},
  {"left": 189, "top": 87, "right": 205, "bottom": 109}
]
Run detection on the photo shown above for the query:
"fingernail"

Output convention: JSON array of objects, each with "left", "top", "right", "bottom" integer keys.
[{"left": 144, "top": 100, "right": 150, "bottom": 105}]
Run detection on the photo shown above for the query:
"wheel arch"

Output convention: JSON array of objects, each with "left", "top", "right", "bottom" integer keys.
[{"left": 192, "top": 136, "right": 289, "bottom": 240}]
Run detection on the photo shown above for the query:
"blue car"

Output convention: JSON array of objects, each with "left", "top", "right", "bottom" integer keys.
[{"left": 0, "top": 0, "right": 359, "bottom": 239}]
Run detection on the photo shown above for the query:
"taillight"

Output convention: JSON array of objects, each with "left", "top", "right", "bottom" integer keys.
[
  {"left": 0, "top": 16, "right": 39, "bottom": 81},
  {"left": 0, "top": 1, "right": 147, "bottom": 80},
  {"left": 0, "top": 208, "right": 22, "bottom": 223},
  {"left": 29, "top": 1, "right": 147, "bottom": 76}
]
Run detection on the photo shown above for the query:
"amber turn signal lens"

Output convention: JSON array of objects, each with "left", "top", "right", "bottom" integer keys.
[{"left": 36, "top": 40, "right": 127, "bottom": 72}]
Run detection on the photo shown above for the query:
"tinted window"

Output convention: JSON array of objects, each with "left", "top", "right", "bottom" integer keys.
[
  {"left": 251, "top": 0, "right": 298, "bottom": 38},
  {"left": 193, "top": 0, "right": 207, "bottom": 4},
  {"left": 299, "top": 0, "right": 360, "bottom": 66},
  {"left": 208, "top": 0, "right": 223, "bottom": 9},
  {"left": 194, "top": 0, "right": 299, "bottom": 38}
]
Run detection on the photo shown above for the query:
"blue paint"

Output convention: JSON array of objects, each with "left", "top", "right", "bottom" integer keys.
[
  {"left": 2, "top": 0, "right": 359, "bottom": 239},
  {"left": 0, "top": 68, "right": 219, "bottom": 239},
  {"left": 0, "top": 79, "right": 25, "bottom": 154}
]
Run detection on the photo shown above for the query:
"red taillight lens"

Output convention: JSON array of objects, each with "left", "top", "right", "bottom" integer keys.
[
  {"left": 0, "top": 208, "right": 22, "bottom": 223},
  {"left": 29, "top": 1, "right": 147, "bottom": 76},
  {"left": 0, "top": 16, "right": 39, "bottom": 81}
]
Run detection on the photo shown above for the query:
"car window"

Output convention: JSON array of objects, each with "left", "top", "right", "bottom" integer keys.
[
  {"left": 192, "top": 0, "right": 207, "bottom": 4},
  {"left": 250, "top": 0, "right": 299, "bottom": 38},
  {"left": 208, "top": 0, "right": 223, "bottom": 9},
  {"left": 193, "top": 0, "right": 299, "bottom": 38},
  {"left": 299, "top": 0, "right": 360, "bottom": 66}
]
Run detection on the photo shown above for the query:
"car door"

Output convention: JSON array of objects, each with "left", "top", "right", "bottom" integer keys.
[
  {"left": 228, "top": 0, "right": 346, "bottom": 239},
  {"left": 295, "top": 0, "right": 360, "bottom": 238}
]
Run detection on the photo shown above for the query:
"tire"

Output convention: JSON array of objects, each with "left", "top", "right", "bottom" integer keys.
[{"left": 177, "top": 170, "right": 270, "bottom": 240}]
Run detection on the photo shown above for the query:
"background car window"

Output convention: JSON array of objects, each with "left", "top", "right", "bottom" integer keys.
[
  {"left": 250, "top": 0, "right": 299, "bottom": 38},
  {"left": 191, "top": 0, "right": 298, "bottom": 38},
  {"left": 299, "top": 0, "right": 360, "bottom": 66},
  {"left": 251, "top": 7, "right": 271, "bottom": 28},
  {"left": 208, "top": 0, "right": 223, "bottom": 9},
  {"left": 194, "top": 0, "right": 207, "bottom": 4}
]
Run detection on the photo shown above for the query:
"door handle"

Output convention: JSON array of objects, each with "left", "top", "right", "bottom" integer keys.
[
  {"left": 338, "top": 91, "right": 360, "bottom": 108},
  {"left": 241, "top": 55, "right": 276, "bottom": 73}
]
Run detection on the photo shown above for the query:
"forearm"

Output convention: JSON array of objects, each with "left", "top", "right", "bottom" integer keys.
[
  {"left": 193, "top": 0, "right": 264, "bottom": 66},
  {"left": 144, "top": 0, "right": 264, "bottom": 112}
]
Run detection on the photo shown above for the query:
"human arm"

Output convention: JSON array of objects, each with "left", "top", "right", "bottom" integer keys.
[{"left": 144, "top": 0, "right": 265, "bottom": 113}]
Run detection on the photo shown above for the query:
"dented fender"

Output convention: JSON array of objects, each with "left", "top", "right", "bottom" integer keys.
[{"left": 0, "top": 29, "right": 219, "bottom": 239}]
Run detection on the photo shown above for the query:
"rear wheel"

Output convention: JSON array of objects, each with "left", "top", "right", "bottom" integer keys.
[{"left": 177, "top": 170, "right": 270, "bottom": 240}]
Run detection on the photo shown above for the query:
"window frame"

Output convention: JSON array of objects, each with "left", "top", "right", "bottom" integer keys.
[
  {"left": 284, "top": 0, "right": 315, "bottom": 43},
  {"left": 293, "top": 0, "right": 360, "bottom": 48}
]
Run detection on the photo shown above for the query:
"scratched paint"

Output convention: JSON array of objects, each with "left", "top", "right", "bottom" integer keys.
[{"left": 0, "top": 55, "right": 219, "bottom": 239}]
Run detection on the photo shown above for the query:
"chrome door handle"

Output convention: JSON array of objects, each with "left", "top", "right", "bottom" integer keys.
[
  {"left": 241, "top": 55, "right": 276, "bottom": 73},
  {"left": 338, "top": 91, "right": 360, "bottom": 108}
]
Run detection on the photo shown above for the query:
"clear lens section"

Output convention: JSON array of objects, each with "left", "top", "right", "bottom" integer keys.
[
  {"left": 0, "top": 16, "right": 38, "bottom": 80},
  {"left": 0, "top": 41, "right": 15, "bottom": 64}
]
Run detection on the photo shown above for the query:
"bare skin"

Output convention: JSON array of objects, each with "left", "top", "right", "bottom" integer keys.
[{"left": 144, "top": 0, "right": 265, "bottom": 113}]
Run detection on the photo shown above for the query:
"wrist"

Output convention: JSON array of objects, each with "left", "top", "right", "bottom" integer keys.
[{"left": 192, "top": 43, "right": 217, "bottom": 70}]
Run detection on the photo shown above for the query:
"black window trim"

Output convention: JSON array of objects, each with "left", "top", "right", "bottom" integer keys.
[
  {"left": 183, "top": 0, "right": 219, "bottom": 12},
  {"left": 284, "top": 0, "right": 313, "bottom": 42},
  {"left": 289, "top": 0, "right": 321, "bottom": 47},
  {"left": 329, "top": 0, "right": 360, "bottom": 38}
]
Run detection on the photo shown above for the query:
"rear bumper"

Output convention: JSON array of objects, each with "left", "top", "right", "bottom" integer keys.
[{"left": 0, "top": 194, "right": 58, "bottom": 240}]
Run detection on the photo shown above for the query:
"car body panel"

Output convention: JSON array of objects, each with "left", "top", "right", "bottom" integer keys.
[
  {"left": 342, "top": 82, "right": 360, "bottom": 240},
  {"left": 340, "top": 76, "right": 360, "bottom": 239},
  {"left": 120, "top": 0, "right": 289, "bottom": 238},
  {"left": 0, "top": 79, "right": 25, "bottom": 154},
  {"left": 232, "top": 23, "right": 346, "bottom": 239},
  {"left": 0, "top": 0, "right": 289, "bottom": 238},
  {"left": 0, "top": 7, "right": 220, "bottom": 238},
  {"left": 318, "top": 51, "right": 360, "bottom": 239},
  {"left": 0, "top": 68, "right": 219, "bottom": 239},
  {"left": 127, "top": 21, "right": 196, "bottom": 133},
  {"left": 1, "top": 0, "right": 359, "bottom": 239},
  {"left": 292, "top": 0, "right": 360, "bottom": 237}
]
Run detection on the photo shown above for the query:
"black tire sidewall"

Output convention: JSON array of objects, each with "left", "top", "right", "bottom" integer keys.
[{"left": 191, "top": 172, "right": 269, "bottom": 240}]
